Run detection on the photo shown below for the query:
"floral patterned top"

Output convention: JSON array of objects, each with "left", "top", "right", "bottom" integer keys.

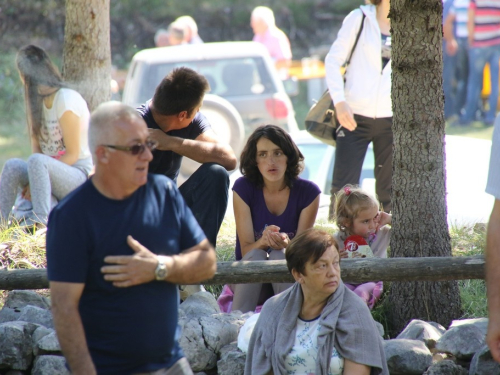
[{"left": 285, "top": 316, "right": 344, "bottom": 375}]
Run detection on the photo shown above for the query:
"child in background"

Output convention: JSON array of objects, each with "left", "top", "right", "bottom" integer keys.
[{"left": 333, "top": 184, "right": 392, "bottom": 309}]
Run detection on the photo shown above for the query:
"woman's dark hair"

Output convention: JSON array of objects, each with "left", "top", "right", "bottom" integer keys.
[
  {"left": 369, "top": 0, "right": 382, "bottom": 5},
  {"left": 16, "top": 45, "right": 65, "bottom": 140},
  {"left": 286, "top": 229, "right": 338, "bottom": 275},
  {"left": 152, "top": 67, "right": 209, "bottom": 117},
  {"left": 239, "top": 125, "right": 304, "bottom": 189}
]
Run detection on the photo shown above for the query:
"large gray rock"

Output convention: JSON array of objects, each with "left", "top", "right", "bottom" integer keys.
[
  {"left": 36, "top": 331, "right": 61, "bottom": 355},
  {"left": 0, "top": 321, "right": 36, "bottom": 370},
  {"left": 31, "top": 355, "right": 70, "bottom": 375},
  {"left": 32, "top": 326, "right": 54, "bottom": 356},
  {"left": 200, "top": 313, "right": 245, "bottom": 354},
  {"left": 435, "top": 324, "right": 485, "bottom": 360},
  {"left": 397, "top": 319, "right": 444, "bottom": 349},
  {"left": 449, "top": 318, "right": 488, "bottom": 337},
  {"left": 0, "top": 307, "right": 23, "bottom": 324},
  {"left": 218, "top": 342, "right": 246, "bottom": 375},
  {"left": 179, "top": 292, "right": 220, "bottom": 320},
  {"left": 423, "top": 359, "right": 468, "bottom": 375},
  {"left": 179, "top": 318, "right": 217, "bottom": 372},
  {"left": 384, "top": 339, "right": 433, "bottom": 375},
  {"left": 4, "top": 290, "right": 50, "bottom": 310},
  {"left": 469, "top": 344, "right": 500, "bottom": 375},
  {"left": 16, "top": 306, "right": 53, "bottom": 329}
]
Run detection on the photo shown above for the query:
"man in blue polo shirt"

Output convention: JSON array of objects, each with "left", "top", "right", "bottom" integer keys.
[{"left": 47, "top": 102, "right": 216, "bottom": 375}]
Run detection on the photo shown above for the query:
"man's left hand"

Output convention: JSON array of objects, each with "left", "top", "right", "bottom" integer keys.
[{"left": 101, "top": 235, "right": 159, "bottom": 287}]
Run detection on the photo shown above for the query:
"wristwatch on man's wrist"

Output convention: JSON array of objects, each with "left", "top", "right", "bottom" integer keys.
[{"left": 154, "top": 256, "right": 169, "bottom": 281}]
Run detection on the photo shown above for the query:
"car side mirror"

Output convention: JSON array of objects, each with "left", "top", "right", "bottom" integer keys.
[{"left": 282, "top": 76, "right": 299, "bottom": 97}]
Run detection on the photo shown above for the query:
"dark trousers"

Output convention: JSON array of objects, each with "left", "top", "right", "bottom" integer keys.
[
  {"left": 329, "top": 115, "right": 393, "bottom": 218},
  {"left": 179, "top": 163, "right": 229, "bottom": 247}
]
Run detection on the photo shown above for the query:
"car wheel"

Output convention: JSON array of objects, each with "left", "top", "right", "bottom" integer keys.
[{"left": 179, "top": 94, "right": 245, "bottom": 180}]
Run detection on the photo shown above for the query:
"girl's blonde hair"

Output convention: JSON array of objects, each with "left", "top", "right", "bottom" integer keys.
[{"left": 333, "top": 184, "right": 379, "bottom": 236}]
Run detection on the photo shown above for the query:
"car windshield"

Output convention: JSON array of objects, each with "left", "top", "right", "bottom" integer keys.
[{"left": 139, "top": 57, "right": 277, "bottom": 104}]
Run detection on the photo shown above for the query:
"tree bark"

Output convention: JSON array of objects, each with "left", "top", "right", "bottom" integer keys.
[
  {"left": 389, "top": 0, "right": 462, "bottom": 334},
  {"left": 63, "top": 0, "right": 111, "bottom": 111}
]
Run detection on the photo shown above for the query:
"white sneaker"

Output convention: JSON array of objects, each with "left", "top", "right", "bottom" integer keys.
[{"left": 179, "top": 285, "right": 206, "bottom": 301}]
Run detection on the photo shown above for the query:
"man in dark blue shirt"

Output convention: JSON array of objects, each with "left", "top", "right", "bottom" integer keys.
[
  {"left": 138, "top": 67, "right": 237, "bottom": 252},
  {"left": 47, "top": 102, "right": 216, "bottom": 375}
]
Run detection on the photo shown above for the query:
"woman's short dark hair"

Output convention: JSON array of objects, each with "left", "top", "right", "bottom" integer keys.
[
  {"left": 239, "top": 125, "right": 304, "bottom": 189},
  {"left": 152, "top": 67, "right": 209, "bottom": 117},
  {"left": 369, "top": 0, "right": 382, "bottom": 5},
  {"left": 286, "top": 229, "right": 338, "bottom": 275}
]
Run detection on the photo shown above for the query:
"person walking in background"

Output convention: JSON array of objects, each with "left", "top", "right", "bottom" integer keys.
[
  {"left": 47, "top": 102, "right": 216, "bottom": 375},
  {"left": 250, "top": 6, "right": 292, "bottom": 69},
  {"left": 456, "top": 0, "right": 500, "bottom": 126},
  {"left": 486, "top": 115, "right": 500, "bottom": 362},
  {"left": 175, "top": 16, "right": 204, "bottom": 44},
  {"left": 154, "top": 29, "right": 170, "bottom": 47},
  {"left": 325, "top": 0, "right": 393, "bottom": 219},
  {"left": 0, "top": 45, "right": 92, "bottom": 229},
  {"left": 443, "top": 0, "right": 470, "bottom": 120}
]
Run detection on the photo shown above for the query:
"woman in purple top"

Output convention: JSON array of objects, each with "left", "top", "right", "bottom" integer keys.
[{"left": 231, "top": 125, "right": 321, "bottom": 313}]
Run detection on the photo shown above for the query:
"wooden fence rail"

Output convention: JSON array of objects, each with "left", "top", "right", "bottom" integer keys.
[{"left": 0, "top": 256, "right": 485, "bottom": 291}]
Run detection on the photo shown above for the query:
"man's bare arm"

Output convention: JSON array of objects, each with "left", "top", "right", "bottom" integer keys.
[
  {"left": 101, "top": 236, "right": 217, "bottom": 287},
  {"left": 487, "top": 199, "right": 500, "bottom": 362},
  {"left": 50, "top": 282, "right": 97, "bottom": 375},
  {"left": 149, "top": 128, "right": 237, "bottom": 171}
]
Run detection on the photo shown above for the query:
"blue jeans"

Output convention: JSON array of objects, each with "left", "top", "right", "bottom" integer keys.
[
  {"left": 443, "top": 38, "right": 469, "bottom": 118},
  {"left": 179, "top": 163, "right": 229, "bottom": 247},
  {"left": 461, "top": 45, "right": 500, "bottom": 124}
]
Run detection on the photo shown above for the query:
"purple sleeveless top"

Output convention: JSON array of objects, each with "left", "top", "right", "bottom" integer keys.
[{"left": 233, "top": 177, "right": 321, "bottom": 260}]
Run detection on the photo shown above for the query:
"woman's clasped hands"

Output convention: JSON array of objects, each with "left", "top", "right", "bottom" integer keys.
[{"left": 262, "top": 225, "right": 289, "bottom": 250}]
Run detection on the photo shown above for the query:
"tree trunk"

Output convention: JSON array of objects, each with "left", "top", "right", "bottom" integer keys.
[
  {"left": 63, "top": 0, "right": 111, "bottom": 111},
  {"left": 389, "top": 0, "right": 462, "bottom": 334}
]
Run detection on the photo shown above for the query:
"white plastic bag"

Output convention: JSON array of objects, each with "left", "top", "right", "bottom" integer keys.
[{"left": 237, "top": 312, "right": 260, "bottom": 353}]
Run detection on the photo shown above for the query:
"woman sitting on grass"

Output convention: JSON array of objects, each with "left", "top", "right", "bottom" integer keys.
[
  {"left": 0, "top": 45, "right": 92, "bottom": 228},
  {"left": 246, "top": 229, "right": 388, "bottom": 375},
  {"left": 218, "top": 125, "right": 320, "bottom": 313}
]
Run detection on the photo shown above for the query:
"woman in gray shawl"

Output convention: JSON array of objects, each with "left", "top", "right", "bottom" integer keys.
[{"left": 245, "top": 229, "right": 388, "bottom": 375}]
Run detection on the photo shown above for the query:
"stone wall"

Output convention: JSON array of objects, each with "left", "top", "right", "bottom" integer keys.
[{"left": 0, "top": 290, "right": 498, "bottom": 374}]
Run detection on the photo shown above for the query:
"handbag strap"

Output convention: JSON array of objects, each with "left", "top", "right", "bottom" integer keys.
[{"left": 344, "top": 10, "right": 366, "bottom": 70}]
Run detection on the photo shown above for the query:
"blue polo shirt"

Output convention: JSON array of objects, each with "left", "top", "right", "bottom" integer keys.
[{"left": 46, "top": 174, "right": 206, "bottom": 374}]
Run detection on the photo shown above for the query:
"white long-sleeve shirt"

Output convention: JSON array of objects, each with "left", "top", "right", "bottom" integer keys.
[{"left": 325, "top": 5, "right": 392, "bottom": 119}]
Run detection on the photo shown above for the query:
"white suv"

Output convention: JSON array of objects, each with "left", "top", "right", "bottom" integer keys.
[{"left": 122, "top": 41, "right": 299, "bottom": 151}]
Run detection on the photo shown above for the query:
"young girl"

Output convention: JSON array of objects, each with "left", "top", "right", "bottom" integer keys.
[
  {"left": 0, "top": 45, "right": 92, "bottom": 228},
  {"left": 333, "top": 184, "right": 392, "bottom": 309}
]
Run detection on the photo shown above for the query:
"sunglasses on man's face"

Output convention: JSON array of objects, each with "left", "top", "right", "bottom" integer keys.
[{"left": 103, "top": 139, "right": 158, "bottom": 155}]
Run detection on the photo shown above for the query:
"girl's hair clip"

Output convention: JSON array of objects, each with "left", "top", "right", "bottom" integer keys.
[{"left": 344, "top": 186, "right": 351, "bottom": 196}]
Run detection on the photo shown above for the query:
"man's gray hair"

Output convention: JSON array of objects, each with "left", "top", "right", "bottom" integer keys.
[
  {"left": 251, "top": 6, "right": 275, "bottom": 27},
  {"left": 88, "top": 101, "right": 142, "bottom": 160}
]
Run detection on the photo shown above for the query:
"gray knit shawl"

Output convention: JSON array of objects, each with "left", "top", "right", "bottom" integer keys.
[{"left": 244, "top": 281, "right": 389, "bottom": 375}]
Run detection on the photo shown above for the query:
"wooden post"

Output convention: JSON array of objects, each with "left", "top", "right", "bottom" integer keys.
[{"left": 0, "top": 256, "right": 485, "bottom": 291}]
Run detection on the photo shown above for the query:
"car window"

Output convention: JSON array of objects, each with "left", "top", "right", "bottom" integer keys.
[{"left": 139, "top": 57, "right": 277, "bottom": 103}]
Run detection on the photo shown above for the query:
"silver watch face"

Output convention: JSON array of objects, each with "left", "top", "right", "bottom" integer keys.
[{"left": 156, "top": 267, "right": 167, "bottom": 280}]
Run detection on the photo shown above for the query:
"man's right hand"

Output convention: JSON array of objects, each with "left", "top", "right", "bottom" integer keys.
[
  {"left": 334, "top": 101, "right": 357, "bottom": 131},
  {"left": 148, "top": 128, "right": 173, "bottom": 151}
]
